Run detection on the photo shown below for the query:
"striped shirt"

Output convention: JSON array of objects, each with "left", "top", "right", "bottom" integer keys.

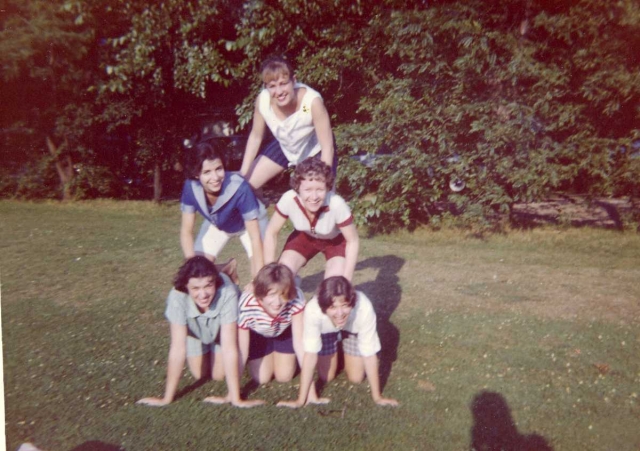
[{"left": 238, "top": 287, "right": 306, "bottom": 337}]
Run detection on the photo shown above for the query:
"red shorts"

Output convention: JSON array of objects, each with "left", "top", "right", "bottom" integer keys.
[{"left": 283, "top": 231, "right": 346, "bottom": 261}]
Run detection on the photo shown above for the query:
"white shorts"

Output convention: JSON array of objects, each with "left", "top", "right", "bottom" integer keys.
[
  {"left": 194, "top": 203, "right": 268, "bottom": 259},
  {"left": 195, "top": 222, "right": 253, "bottom": 258}
]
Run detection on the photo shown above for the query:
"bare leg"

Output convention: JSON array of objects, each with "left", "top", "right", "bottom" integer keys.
[
  {"left": 187, "top": 353, "right": 209, "bottom": 380},
  {"left": 279, "top": 250, "right": 308, "bottom": 277},
  {"left": 246, "top": 156, "right": 285, "bottom": 191},
  {"left": 273, "top": 352, "right": 297, "bottom": 382},
  {"left": 344, "top": 353, "right": 365, "bottom": 383},
  {"left": 317, "top": 353, "right": 338, "bottom": 382},
  {"left": 248, "top": 354, "right": 275, "bottom": 385},
  {"left": 217, "top": 257, "right": 239, "bottom": 284},
  {"left": 324, "top": 256, "right": 346, "bottom": 279}
]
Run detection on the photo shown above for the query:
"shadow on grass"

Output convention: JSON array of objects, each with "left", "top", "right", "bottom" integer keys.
[
  {"left": 70, "top": 441, "right": 124, "bottom": 451},
  {"left": 300, "top": 255, "right": 404, "bottom": 391},
  {"left": 470, "top": 391, "right": 553, "bottom": 451},
  {"left": 173, "top": 377, "right": 210, "bottom": 401}
]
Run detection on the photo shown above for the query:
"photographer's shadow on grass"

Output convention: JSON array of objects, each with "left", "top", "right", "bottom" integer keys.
[
  {"left": 300, "top": 255, "right": 404, "bottom": 390},
  {"left": 470, "top": 391, "right": 553, "bottom": 451}
]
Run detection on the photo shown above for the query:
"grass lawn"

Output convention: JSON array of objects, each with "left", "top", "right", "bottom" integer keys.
[{"left": 2, "top": 199, "right": 639, "bottom": 450}]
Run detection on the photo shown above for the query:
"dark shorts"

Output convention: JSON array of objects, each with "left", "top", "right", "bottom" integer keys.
[
  {"left": 260, "top": 138, "right": 338, "bottom": 176},
  {"left": 318, "top": 330, "right": 360, "bottom": 357},
  {"left": 283, "top": 231, "right": 346, "bottom": 262},
  {"left": 248, "top": 326, "right": 295, "bottom": 361}
]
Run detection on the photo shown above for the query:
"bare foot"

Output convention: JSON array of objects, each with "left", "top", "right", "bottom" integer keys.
[{"left": 218, "top": 258, "right": 239, "bottom": 284}]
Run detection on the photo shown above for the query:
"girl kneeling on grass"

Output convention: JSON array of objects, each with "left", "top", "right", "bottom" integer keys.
[
  {"left": 137, "top": 256, "right": 264, "bottom": 408},
  {"left": 277, "top": 276, "right": 399, "bottom": 408},
  {"left": 263, "top": 158, "right": 359, "bottom": 281},
  {"left": 237, "top": 263, "right": 325, "bottom": 404}
]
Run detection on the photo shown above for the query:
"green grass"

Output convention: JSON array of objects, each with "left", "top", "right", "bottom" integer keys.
[{"left": 2, "top": 199, "right": 640, "bottom": 450}]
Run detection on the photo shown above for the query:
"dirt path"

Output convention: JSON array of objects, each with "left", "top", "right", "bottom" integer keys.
[{"left": 511, "top": 194, "right": 637, "bottom": 230}]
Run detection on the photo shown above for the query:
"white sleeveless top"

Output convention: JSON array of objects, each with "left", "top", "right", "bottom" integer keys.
[{"left": 257, "top": 83, "right": 322, "bottom": 165}]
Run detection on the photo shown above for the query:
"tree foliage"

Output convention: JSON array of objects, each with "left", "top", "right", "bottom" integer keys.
[{"left": 2, "top": 0, "right": 638, "bottom": 230}]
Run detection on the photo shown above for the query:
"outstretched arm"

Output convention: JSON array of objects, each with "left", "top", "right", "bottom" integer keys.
[
  {"left": 363, "top": 354, "right": 399, "bottom": 406},
  {"left": 240, "top": 100, "right": 266, "bottom": 177},
  {"left": 237, "top": 326, "right": 250, "bottom": 379},
  {"left": 311, "top": 97, "right": 334, "bottom": 168},
  {"left": 277, "top": 351, "right": 322, "bottom": 408},
  {"left": 263, "top": 211, "right": 287, "bottom": 265},
  {"left": 291, "top": 315, "right": 328, "bottom": 405},
  {"left": 340, "top": 223, "right": 359, "bottom": 281},
  {"left": 137, "top": 323, "right": 187, "bottom": 406},
  {"left": 245, "top": 218, "right": 264, "bottom": 277},
  {"left": 180, "top": 212, "right": 197, "bottom": 259},
  {"left": 205, "top": 322, "right": 264, "bottom": 408}
]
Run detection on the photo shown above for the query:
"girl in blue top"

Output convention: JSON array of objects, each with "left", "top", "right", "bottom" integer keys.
[{"left": 181, "top": 141, "right": 267, "bottom": 278}]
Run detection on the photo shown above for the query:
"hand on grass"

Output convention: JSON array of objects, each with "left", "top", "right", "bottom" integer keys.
[
  {"left": 232, "top": 399, "right": 265, "bottom": 408},
  {"left": 276, "top": 400, "right": 304, "bottom": 409},
  {"left": 203, "top": 395, "right": 264, "bottom": 408},
  {"left": 203, "top": 395, "right": 230, "bottom": 405},
  {"left": 306, "top": 396, "right": 330, "bottom": 405},
  {"left": 136, "top": 397, "right": 171, "bottom": 407},
  {"left": 373, "top": 397, "right": 399, "bottom": 407}
]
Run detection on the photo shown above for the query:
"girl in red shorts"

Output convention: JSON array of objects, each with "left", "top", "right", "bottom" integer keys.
[{"left": 263, "top": 158, "right": 359, "bottom": 281}]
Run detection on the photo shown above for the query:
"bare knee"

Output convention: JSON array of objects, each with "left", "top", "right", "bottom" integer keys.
[
  {"left": 251, "top": 373, "right": 273, "bottom": 385},
  {"left": 274, "top": 369, "right": 295, "bottom": 383},
  {"left": 347, "top": 372, "right": 365, "bottom": 384}
]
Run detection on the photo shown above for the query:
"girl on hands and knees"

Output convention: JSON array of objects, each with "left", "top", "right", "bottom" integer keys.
[
  {"left": 277, "top": 276, "right": 399, "bottom": 408},
  {"left": 237, "top": 262, "right": 328, "bottom": 405},
  {"left": 137, "top": 257, "right": 264, "bottom": 408}
]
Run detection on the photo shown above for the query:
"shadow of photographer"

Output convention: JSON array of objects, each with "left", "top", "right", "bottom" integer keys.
[{"left": 470, "top": 391, "right": 553, "bottom": 451}]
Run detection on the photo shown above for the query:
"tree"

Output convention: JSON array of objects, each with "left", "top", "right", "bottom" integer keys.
[
  {"left": 100, "top": 0, "right": 248, "bottom": 202},
  {"left": 0, "top": 0, "right": 101, "bottom": 199}
]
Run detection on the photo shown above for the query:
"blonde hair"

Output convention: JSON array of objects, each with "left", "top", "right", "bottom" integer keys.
[{"left": 261, "top": 56, "right": 294, "bottom": 85}]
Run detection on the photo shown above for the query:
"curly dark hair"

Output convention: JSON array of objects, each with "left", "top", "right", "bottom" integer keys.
[
  {"left": 253, "top": 262, "right": 297, "bottom": 302},
  {"left": 290, "top": 158, "right": 334, "bottom": 193},
  {"left": 317, "top": 276, "right": 357, "bottom": 313},
  {"left": 185, "top": 141, "right": 226, "bottom": 179},
  {"left": 173, "top": 256, "right": 223, "bottom": 293}
]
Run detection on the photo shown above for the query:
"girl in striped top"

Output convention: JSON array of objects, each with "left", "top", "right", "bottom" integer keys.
[{"left": 238, "top": 263, "right": 325, "bottom": 403}]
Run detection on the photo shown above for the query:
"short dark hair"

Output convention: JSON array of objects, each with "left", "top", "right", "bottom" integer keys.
[
  {"left": 186, "top": 141, "right": 226, "bottom": 179},
  {"left": 253, "top": 263, "right": 297, "bottom": 301},
  {"left": 173, "top": 256, "right": 223, "bottom": 293},
  {"left": 290, "top": 158, "right": 334, "bottom": 192},
  {"left": 317, "top": 276, "right": 357, "bottom": 313}
]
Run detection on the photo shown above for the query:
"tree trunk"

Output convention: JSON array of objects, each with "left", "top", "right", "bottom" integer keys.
[
  {"left": 153, "top": 161, "right": 162, "bottom": 203},
  {"left": 46, "top": 136, "right": 74, "bottom": 201}
]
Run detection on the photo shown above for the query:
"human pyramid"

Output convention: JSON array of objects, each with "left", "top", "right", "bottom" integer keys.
[{"left": 137, "top": 56, "right": 399, "bottom": 409}]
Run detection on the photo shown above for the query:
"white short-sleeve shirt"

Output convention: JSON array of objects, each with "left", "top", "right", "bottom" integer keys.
[
  {"left": 258, "top": 83, "right": 323, "bottom": 165},
  {"left": 303, "top": 291, "right": 381, "bottom": 357},
  {"left": 275, "top": 190, "right": 353, "bottom": 240}
]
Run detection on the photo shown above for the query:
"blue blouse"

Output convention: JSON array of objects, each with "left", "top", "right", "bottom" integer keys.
[{"left": 180, "top": 172, "right": 260, "bottom": 234}]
